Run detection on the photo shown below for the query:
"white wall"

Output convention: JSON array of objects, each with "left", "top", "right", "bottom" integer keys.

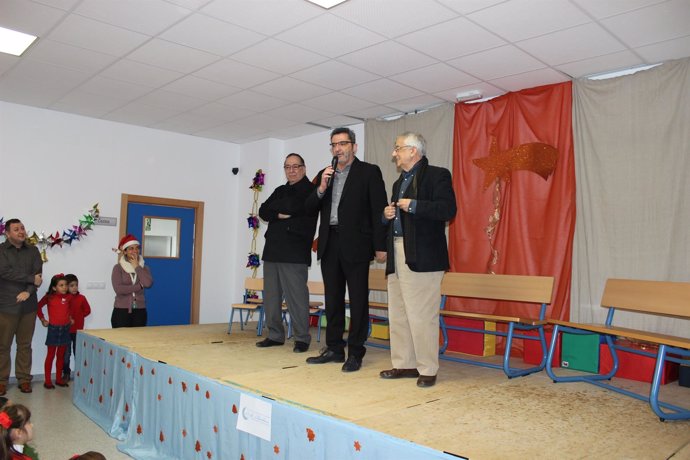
[{"left": 0, "top": 101, "right": 241, "bottom": 377}]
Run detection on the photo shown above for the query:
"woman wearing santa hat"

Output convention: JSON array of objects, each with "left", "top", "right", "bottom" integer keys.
[{"left": 111, "top": 234, "right": 153, "bottom": 328}]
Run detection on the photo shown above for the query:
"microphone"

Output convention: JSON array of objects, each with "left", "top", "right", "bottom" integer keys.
[{"left": 327, "top": 156, "right": 338, "bottom": 188}]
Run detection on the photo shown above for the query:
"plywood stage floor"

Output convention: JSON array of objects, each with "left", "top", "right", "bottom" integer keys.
[{"left": 84, "top": 323, "right": 690, "bottom": 460}]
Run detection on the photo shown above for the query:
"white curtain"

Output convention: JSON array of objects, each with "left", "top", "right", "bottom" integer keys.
[{"left": 572, "top": 58, "right": 690, "bottom": 337}]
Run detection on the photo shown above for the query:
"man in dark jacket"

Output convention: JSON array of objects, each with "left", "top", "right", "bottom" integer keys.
[
  {"left": 257, "top": 153, "right": 318, "bottom": 352},
  {"left": 0, "top": 219, "right": 43, "bottom": 395},
  {"left": 305, "top": 127, "right": 388, "bottom": 372},
  {"left": 379, "top": 132, "right": 457, "bottom": 388}
]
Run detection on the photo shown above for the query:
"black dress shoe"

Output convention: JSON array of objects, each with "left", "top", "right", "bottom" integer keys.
[
  {"left": 341, "top": 356, "right": 362, "bottom": 372},
  {"left": 306, "top": 349, "right": 345, "bottom": 364},
  {"left": 293, "top": 341, "right": 309, "bottom": 353},
  {"left": 379, "top": 368, "right": 420, "bottom": 379},
  {"left": 256, "top": 338, "right": 284, "bottom": 348},
  {"left": 417, "top": 375, "right": 437, "bottom": 388}
]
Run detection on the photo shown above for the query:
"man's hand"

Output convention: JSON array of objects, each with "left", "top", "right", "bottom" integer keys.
[
  {"left": 318, "top": 166, "right": 334, "bottom": 194},
  {"left": 34, "top": 274, "right": 42, "bottom": 286},
  {"left": 397, "top": 199, "right": 412, "bottom": 213},
  {"left": 375, "top": 251, "right": 387, "bottom": 263},
  {"left": 383, "top": 202, "right": 396, "bottom": 220},
  {"left": 16, "top": 291, "right": 30, "bottom": 302}
]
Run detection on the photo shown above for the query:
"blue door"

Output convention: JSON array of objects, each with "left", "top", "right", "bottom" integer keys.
[{"left": 126, "top": 203, "right": 195, "bottom": 326}]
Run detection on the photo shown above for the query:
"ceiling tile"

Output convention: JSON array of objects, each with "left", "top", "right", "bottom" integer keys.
[
  {"left": 602, "top": 0, "right": 690, "bottom": 48},
  {"left": 74, "top": 0, "right": 192, "bottom": 36},
  {"left": 0, "top": 0, "right": 66, "bottom": 36},
  {"left": 448, "top": 45, "right": 546, "bottom": 80},
  {"left": 264, "top": 103, "right": 335, "bottom": 123},
  {"left": 201, "top": 0, "right": 322, "bottom": 36},
  {"left": 162, "top": 75, "right": 240, "bottom": 101},
  {"left": 518, "top": 23, "right": 626, "bottom": 66},
  {"left": 5, "top": 58, "right": 91, "bottom": 90},
  {"left": 79, "top": 75, "right": 153, "bottom": 101},
  {"left": 216, "top": 90, "right": 291, "bottom": 111},
  {"left": 385, "top": 95, "right": 446, "bottom": 114},
  {"left": 51, "top": 89, "right": 133, "bottom": 117},
  {"left": 49, "top": 14, "right": 150, "bottom": 56},
  {"left": 390, "top": 63, "right": 479, "bottom": 93},
  {"left": 30, "top": 0, "right": 81, "bottom": 11},
  {"left": 188, "top": 102, "right": 250, "bottom": 121},
  {"left": 127, "top": 38, "right": 220, "bottom": 73},
  {"left": 397, "top": 17, "right": 505, "bottom": 61},
  {"left": 138, "top": 88, "right": 207, "bottom": 111},
  {"left": 556, "top": 50, "right": 643, "bottom": 78},
  {"left": 153, "top": 112, "right": 227, "bottom": 134},
  {"left": 341, "top": 78, "right": 423, "bottom": 104},
  {"left": 302, "top": 91, "right": 376, "bottom": 113},
  {"left": 311, "top": 115, "right": 363, "bottom": 129},
  {"left": 276, "top": 13, "right": 385, "bottom": 58},
  {"left": 164, "top": 0, "right": 213, "bottom": 11},
  {"left": 194, "top": 59, "right": 279, "bottom": 89},
  {"left": 267, "top": 123, "right": 327, "bottom": 140},
  {"left": 337, "top": 41, "right": 438, "bottom": 77},
  {"left": 100, "top": 59, "right": 184, "bottom": 88},
  {"left": 490, "top": 67, "right": 570, "bottom": 92},
  {"left": 436, "top": 0, "right": 506, "bottom": 15},
  {"left": 252, "top": 77, "right": 331, "bottom": 102},
  {"left": 230, "top": 38, "right": 327, "bottom": 74},
  {"left": 468, "top": 0, "right": 592, "bottom": 42},
  {"left": 571, "top": 0, "right": 668, "bottom": 19},
  {"left": 25, "top": 39, "right": 117, "bottom": 74},
  {"left": 234, "top": 113, "right": 298, "bottom": 131},
  {"left": 291, "top": 60, "right": 378, "bottom": 90},
  {"left": 0, "top": 54, "right": 19, "bottom": 77},
  {"left": 160, "top": 13, "right": 265, "bottom": 57},
  {"left": 102, "top": 102, "right": 175, "bottom": 126},
  {"left": 636, "top": 35, "right": 690, "bottom": 63},
  {"left": 332, "top": 0, "right": 458, "bottom": 38},
  {"left": 0, "top": 75, "right": 71, "bottom": 106},
  {"left": 194, "top": 120, "right": 267, "bottom": 142},
  {"left": 345, "top": 104, "right": 399, "bottom": 120}
]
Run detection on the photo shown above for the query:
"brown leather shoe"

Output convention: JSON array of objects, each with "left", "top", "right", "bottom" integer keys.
[
  {"left": 0, "top": 384, "right": 5, "bottom": 396},
  {"left": 379, "top": 368, "right": 420, "bottom": 379},
  {"left": 19, "top": 382, "right": 32, "bottom": 393},
  {"left": 417, "top": 375, "right": 437, "bottom": 388}
]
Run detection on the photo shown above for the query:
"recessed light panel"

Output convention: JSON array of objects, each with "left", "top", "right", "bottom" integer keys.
[
  {"left": 0, "top": 26, "right": 38, "bottom": 56},
  {"left": 305, "top": 0, "right": 348, "bottom": 9}
]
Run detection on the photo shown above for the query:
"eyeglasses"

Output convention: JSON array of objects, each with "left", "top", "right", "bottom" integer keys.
[
  {"left": 393, "top": 145, "right": 414, "bottom": 153},
  {"left": 283, "top": 164, "right": 304, "bottom": 171},
  {"left": 329, "top": 141, "right": 353, "bottom": 149}
]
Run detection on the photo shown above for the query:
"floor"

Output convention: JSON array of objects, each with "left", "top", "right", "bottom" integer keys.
[{"left": 7, "top": 322, "right": 690, "bottom": 460}]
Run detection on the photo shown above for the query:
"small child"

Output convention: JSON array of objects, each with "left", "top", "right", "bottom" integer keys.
[
  {"left": 0, "top": 403, "right": 39, "bottom": 460},
  {"left": 63, "top": 274, "right": 92, "bottom": 381},
  {"left": 37, "top": 273, "right": 73, "bottom": 389}
]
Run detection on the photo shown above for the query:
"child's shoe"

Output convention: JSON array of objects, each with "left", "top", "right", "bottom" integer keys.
[
  {"left": 56, "top": 381, "right": 69, "bottom": 387},
  {"left": 62, "top": 371, "right": 71, "bottom": 381},
  {"left": 43, "top": 382, "right": 55, "bottom": 389}
]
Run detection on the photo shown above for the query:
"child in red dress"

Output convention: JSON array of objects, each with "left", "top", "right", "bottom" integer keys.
[
  {"left": 37, "top": 273, "right": 73, "bottom": 389},
  {"left": 62, "top": 274, "right": 91, "bottom": 381}
]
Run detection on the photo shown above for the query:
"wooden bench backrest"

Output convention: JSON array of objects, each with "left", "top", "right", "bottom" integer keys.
[
  {"left": 440, "top": 272, "right": 554, "bottom": 304},
  {"left": 244, "top": 277, "right": 264, "bottom": 291},
  {"left": 601, "top": 279, "right": 690, "bottom": 320},
  {"left": 368, "top": 268, "right": 388, "bottom": 292}
]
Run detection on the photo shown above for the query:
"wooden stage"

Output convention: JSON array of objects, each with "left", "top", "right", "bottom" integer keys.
[{"left": 75, "top": 323, "right": 690, "bottom": 459}]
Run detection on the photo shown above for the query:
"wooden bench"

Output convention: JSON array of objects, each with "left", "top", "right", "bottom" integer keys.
[
  {"left": 366, "top": 268, "right": 390, "bottom": 346},
  {"left": 439, "top": 272, "right": 555, "bottom": 378},
  {"left": 545, "top": 279, "right": 690, "bottom": 421},
  {"left": 229, "top": 277, "right": 323, "bottom": 337}
]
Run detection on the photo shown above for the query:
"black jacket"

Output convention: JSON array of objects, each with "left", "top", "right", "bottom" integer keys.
[
  {"left": 259, "top": 176, "right": 317, "bottom": 265},
  {"left": 385, "top": 156, "right": 457, "bottom": 275},
  {"left": 306, "top": 157, "right": 388, "bottom": 263}
]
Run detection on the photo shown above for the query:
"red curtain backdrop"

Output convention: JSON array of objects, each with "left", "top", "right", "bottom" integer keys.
[{"left": 448, "top": 82, "right": 575, "bottom": 331}]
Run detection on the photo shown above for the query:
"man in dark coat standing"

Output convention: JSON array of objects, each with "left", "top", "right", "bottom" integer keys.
[
  {"left": 305, "top": 127, "right": 388, "bottom": 372},
  {"left": 257, "top": 153, "right": 317, "bottom": 352},
  {"left": 379, "top": 132, "right": 457, "bottom": 388}
]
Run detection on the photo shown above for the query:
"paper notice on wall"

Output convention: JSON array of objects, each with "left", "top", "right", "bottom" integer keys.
[{"left": 236, "top": 393, "right": 272, "bottom": 441}]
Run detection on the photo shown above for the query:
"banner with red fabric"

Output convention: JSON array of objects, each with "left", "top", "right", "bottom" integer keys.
[{"left": 448, "top": 82, "right": 575, "bottom": 351}]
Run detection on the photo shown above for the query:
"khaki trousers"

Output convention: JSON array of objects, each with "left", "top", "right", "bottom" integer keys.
[
  {"left": 0, "top": 310, "right": 37, "bottom": 385},
  {"left": 387, "top": 238, "right": 443, "bottom": 376}
]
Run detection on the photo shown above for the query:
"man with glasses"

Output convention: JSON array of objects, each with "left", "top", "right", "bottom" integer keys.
[
  {"left": 379, "top": 132, "right": 456, "bottom": 388},
  {"left": 305, "top": 127, "right": 387, "bottom": 372},
  {"left": 257, "top": 153, "right": 317, "bottom": 353}
]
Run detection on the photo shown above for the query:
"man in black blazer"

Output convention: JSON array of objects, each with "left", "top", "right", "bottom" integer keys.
[
  {"left": 379, "top": 132, "right": 457, "bottom": 388},
  {"left": 305, "top": 127, "right": 388, "bottom": 372},
  {"left": 257, "top": 153, "right": 317, "bottom": 353}
]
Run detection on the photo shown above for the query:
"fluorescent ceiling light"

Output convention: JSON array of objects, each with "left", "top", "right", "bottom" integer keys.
[
  {"left": 0, "top": 26, "right": 37, "bottom": 56},
  {"left": 305, "top": 0, "right": 348, "bottom": 8},
  {"left": 587, "top": 63, "right": 661, "bottom": 80}
]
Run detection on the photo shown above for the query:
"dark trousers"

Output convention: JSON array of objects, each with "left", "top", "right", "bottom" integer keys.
[
  {"left": 320, "top": 229, "right": 370, "bottom": 360},
  {"left": 63, "top": 332, "right": 77, "bottom": 374},
  {"left": 111, "top": 308, "right": 147, "bottom": 328}
]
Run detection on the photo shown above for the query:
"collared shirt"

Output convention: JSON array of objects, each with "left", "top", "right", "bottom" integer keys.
[
  {"left": 317, "top": 162, "right": 352, "bottom": 225},
  {"left": 0, "top": 240, "right": 43, "bottom": 314},
  {"left": 393, "top": 161, "right": 421, "bottom": 236}
]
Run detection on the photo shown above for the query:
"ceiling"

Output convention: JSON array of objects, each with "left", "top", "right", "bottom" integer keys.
[{"left": 1, "top": 0, "right": 689, "bottom": 144}]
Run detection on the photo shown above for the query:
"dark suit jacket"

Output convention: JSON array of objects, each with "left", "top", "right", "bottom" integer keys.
[
  {"left": 306, "top": 157, "right": 388, "bottom": 264},
  {"left": 259, "top": 176, "right": 317, "bottom": 265},
  {"left": 385, "top": 156, "right": 457, "bottom": 275}
]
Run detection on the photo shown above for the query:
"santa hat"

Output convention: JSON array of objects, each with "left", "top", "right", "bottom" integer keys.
[{"left": 118, "top": 234, "right": 140, "bottom": 251}]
